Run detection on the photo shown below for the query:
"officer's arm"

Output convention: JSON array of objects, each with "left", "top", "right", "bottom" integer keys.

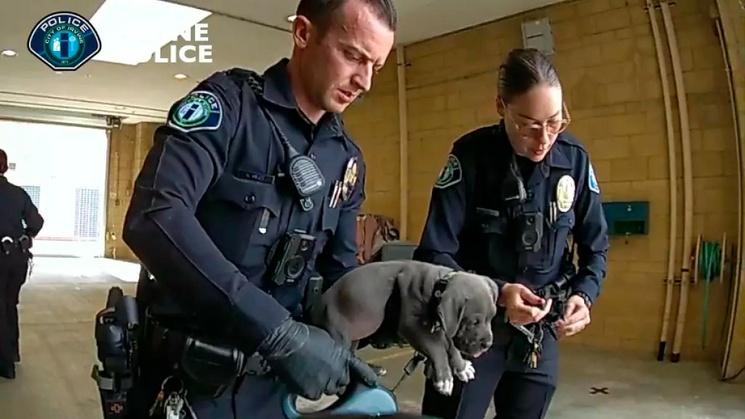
[
  {"left": 122, "top": 74, "right": 290, "bottom": 349},
  {"left": 316, "top": 152, "right": 367, "bottom": 286},
  {"left": 413, "top": 144, "right": 506, "bottom": 290},
  {"left": 570, "top": 157, "right": 610, "bottom": 304},
  {"left": 21, "top": 191, "right": 44, "bottom": 237},
  {"left": 413, "top": 145, "right": 470, "bottom": 270}
]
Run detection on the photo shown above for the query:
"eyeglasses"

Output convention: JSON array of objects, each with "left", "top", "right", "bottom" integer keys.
[{"left": 503, "top": 101, "right": 571, "bottom": 138}]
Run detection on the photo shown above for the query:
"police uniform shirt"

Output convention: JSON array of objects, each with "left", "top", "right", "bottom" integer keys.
[
  {"left": 0, "top": 176, "right": 44, "bottom": 240},
  {"left": 413, "top": 121, "right": 609, "bottom": 303},
  {"left": 123, "top": 58, "right": 366, "bottom": 351}
]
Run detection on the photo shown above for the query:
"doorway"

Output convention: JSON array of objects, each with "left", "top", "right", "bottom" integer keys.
[{"left": 0, "top": 120, "right": 109, "bottom": 257}]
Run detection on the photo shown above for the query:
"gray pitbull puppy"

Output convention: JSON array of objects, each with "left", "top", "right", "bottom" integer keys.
[{"left": 314, "top": 260, "right": 500, "bottom": 395}]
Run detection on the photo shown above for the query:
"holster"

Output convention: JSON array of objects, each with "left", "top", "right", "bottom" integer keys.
[
  {"left": 143, "top": 314, "right": 268, "bottom": 400},
  {"left": 1, "top": 236, "right": 14, "bottom": 255},
  {"left": 91, "top": 287, "right": 140, "bottom": 419},
  {"left": 136, "top": 264, "right": 270, "bottom": 401},
  {"left": 18, "top": 235, "right": 32, "bottom": 253}
]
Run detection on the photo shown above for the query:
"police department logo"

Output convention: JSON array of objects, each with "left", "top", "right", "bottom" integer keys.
[
  {"left": 27, "top": 11, "right": 101, "bottom": 71},
  {"left": 168, "top": 91, "right": 224, "bottom": 133},
  {"left": 434, "top": 154, "right": 462, "bottom": 189}
]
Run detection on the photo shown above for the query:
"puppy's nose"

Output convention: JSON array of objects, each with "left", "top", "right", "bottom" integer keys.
[{"left": 480, "top": 337, "right": 492, "bottom": 349}]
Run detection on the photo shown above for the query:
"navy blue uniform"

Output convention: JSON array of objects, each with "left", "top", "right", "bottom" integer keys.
[
  {"left": 122, "top": 59, "right": 365, "bottom": 418},
  {"left": 414, "top": 121, "right": 608, "bottom": 419},
  {"left": 0, "top": 175, "right": 44, "bottom": 372}
]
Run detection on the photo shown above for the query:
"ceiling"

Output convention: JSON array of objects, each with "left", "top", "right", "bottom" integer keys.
[{"left": 0, "top": 0, "right": 564, "bottom": 123}]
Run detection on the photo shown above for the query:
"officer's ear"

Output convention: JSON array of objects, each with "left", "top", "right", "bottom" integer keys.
[
  {"left": 496, "top": 96, "right": 505, "bottom": 117},
  {"left": 292, "top": 15, "right": 313, "bottom": 49}
]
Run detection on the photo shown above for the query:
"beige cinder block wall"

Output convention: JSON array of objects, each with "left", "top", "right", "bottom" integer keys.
[
  {"left": 342, "top": 62, "right": 402, "bottom": 222},
  {"left": 344, "top": 0, "right": 743, "bottom": 366},
  {"left": 105, "top": 122, "right": 158, "bottom": 262}
]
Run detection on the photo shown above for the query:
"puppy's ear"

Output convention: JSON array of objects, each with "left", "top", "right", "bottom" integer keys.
[
  {"left": 485, "top": 277, "right": 500, "bottom": 304},
  {"left": 437, "top": 290, "right": 466, "bottom": 337}
]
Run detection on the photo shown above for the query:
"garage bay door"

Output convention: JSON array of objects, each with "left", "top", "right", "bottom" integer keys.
[{"left": 0, "top": 105, "right": 113, "bottom": 257}]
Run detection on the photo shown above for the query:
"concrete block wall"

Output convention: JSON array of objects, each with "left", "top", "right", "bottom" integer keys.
[
  {"left": 342, "top": 61, "right": 402, "bottom": 222},
  {"left": 343, "top": 0, "right": 741, "bottom": 363},
  {"left": 105, "top": 122, "right": 158, "bottom": 262}
]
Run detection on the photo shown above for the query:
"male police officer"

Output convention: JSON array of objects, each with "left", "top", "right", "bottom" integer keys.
[
  {"left": 413, "top": 49, "right": 609, "bottom": 418},
  {"left": 0, "top": 148, "right": 44, "bottom": 379},
  {"left": 120, "top": 0, "right": 397, "bottom": 417}
]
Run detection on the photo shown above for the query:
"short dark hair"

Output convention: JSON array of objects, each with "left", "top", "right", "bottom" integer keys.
[
  {"left": 497, "top": 48, "right": 561, "bottom": 103},
  {"left": 296, "top": 0, "right": 398, "bottom": 34},
  {"left": 0, "top": 148, "right": 7, "bottom": 174}
]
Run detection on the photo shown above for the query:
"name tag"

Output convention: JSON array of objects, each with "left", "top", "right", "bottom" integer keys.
[{"left": 237, "top": 170, "right": 274, "bottom": 184}]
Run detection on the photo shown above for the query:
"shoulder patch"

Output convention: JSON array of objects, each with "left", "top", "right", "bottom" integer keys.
[
  {"left": 588, "top": 162, "right": 600, "bottom": 194},
  {"left": 435, "top": 154, "right": 462, "bottom": 189},
  {"left": 167, "top": 90, "right": 223, "bottom": 133}
]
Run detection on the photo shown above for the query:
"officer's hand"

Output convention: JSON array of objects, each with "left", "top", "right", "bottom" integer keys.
[
  {"left": 257, "top": 318, "right": 379, "bottom": 400},
  {"left": 554, "top": 295, "right": 590, "bottom": 338},
  {"left": 500, "top": 283, "right": 552, "bottom": 325}
]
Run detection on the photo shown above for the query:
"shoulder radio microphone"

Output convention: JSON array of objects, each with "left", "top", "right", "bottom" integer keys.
[{"left": 259, "top": 107, "right": 325, "bottom": 211}]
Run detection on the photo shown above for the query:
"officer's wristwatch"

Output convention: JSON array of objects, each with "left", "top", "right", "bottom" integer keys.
[{"left": 572, "top": 291, "right": 592, "bottom": 309}]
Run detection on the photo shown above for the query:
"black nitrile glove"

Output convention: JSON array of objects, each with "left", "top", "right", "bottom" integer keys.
[{"left": 258, "top": 318, "right": 379, "bottom": 400}]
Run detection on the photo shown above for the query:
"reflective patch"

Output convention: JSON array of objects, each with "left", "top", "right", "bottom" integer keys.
[
  {"left": 341, "top": 157, "right": 359, "bottom": 202},
  {"left": 167, "top": 90, "right": 223, "bottom": 133},
  {"left": 588, "top": 162, "right": 600, "bottom": 194},
  {"left": 435, "top": 154, "right": 462, "bottom": 189}
]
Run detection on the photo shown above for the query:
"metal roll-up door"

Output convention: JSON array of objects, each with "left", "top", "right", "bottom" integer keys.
[{"left": 0, "top": 104, "right": 119, "bottom": 130}]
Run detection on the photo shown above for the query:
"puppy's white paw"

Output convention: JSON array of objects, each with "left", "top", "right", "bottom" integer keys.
[
  {"left": 455, "top": 360, "right": 475, "bottom": 382},
  {"left": 434, "top": 377, "right": 454, "bottom": 396}
]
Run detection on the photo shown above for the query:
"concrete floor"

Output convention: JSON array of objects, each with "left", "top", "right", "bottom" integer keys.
[{"left": 1, "top": 257, "right": 744, "bottom": 418}]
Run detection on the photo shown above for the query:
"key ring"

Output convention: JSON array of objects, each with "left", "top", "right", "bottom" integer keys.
[{"left": 161, "top": 375, "right": 185, "bottom": 394}]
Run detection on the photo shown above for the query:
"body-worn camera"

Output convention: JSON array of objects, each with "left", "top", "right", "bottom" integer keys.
[
  {"left": 267, "top": 231, "right": 316, "bottom": 286},
  {"left": 516, "top": 211, "right": 543, "bottom": 252}
]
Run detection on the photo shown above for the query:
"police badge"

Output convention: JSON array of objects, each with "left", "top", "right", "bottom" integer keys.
[
  {"left": 556, "top": 175, "right": 575, "bottom": 213},
  {"left": 340, "top": 157, "right": 358, "bottom": 202}
]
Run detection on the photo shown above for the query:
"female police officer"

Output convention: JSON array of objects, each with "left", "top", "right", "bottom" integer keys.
[{"left": 412, "top": 48, "right": 609, "bottom": 419}]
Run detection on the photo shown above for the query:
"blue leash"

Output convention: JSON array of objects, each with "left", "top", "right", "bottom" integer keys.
[
  {"left": 697, "top": 240, "right": 722, "bottom": 349},
  {"left": 282, "top": 380, "right": 399, "bottom": 418}
]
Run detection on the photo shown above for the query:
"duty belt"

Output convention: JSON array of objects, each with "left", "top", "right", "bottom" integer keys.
[
  {"left": 1, "top": 235, "right": 31, "bottom": 255},
  {"left": 1, "top": 236, "right": 16, "bottom": 254}
]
